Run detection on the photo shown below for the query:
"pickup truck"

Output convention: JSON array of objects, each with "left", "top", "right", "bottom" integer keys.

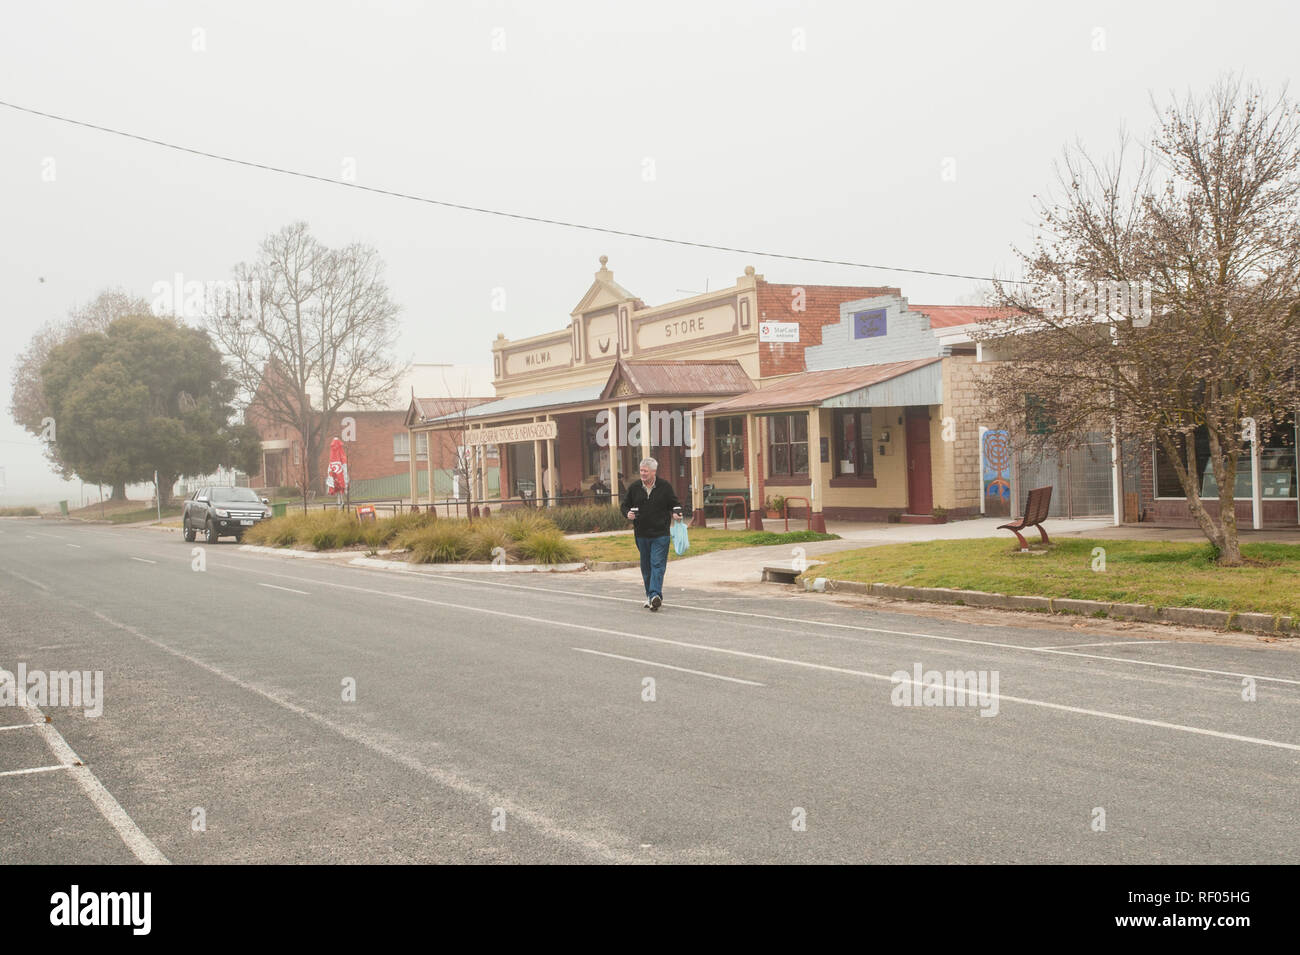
[{"left": 182, "top": 486, "right": 272, "bottom": 543}]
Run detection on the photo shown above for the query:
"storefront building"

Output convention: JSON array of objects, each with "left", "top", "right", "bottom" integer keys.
[
  {"left": 409, "top": 257, "right": 903, "bottom": 514},
  {"left": 410, "top": 257, "right": 1017, "bottom": 527}
]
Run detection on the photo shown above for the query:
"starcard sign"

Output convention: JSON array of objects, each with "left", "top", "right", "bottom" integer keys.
[
  {"left": 466, "top": 421, "right": 559, "bottom": 445},
  {"left": 759, "top": 322, "right": 799, "bottom": 343}
]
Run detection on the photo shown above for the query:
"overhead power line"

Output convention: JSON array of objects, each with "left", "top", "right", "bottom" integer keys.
[{"left": 0, "top": 98, "right": 1027, "bottom": 285}]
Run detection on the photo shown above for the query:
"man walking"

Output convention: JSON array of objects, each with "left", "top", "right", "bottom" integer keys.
[{"left": 623, "top": 456, "right": 682, "bottom": 611}]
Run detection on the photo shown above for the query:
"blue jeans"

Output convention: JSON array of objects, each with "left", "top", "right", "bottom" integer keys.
[{"left": 635, "top": 535, "right": 671, "bottom": 600}]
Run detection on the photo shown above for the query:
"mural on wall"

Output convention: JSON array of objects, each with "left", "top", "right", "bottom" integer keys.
[{"left": 982, "top": 429, "right": 1011, "bottom": 516}]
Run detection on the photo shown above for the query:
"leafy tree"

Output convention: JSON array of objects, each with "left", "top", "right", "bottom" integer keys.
[
  {"left": 9, "top": 289, "right": 149, "bottom": 500},
  {"left": 40, "top": 315, "right": 251, "bottom": 507}
]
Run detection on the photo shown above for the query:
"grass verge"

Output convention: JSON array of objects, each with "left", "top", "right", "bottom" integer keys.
[{"left": 804, "top": 538, "right": 1300, "bottom": 616}]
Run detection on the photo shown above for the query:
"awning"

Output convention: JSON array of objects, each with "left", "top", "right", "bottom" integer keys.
[
  {"left": 419, "top": 383, "right": 606, "bottom": 426},
  {"left": 694, "top": 358, "right": 943, "bottom": 415}
]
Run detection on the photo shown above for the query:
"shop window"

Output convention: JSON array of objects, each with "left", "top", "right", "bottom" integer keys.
[
  {"left": 833, "top": 409, "right": 874, "bottom": 478},
  {"left": 394, "top": 432, "right": 429, "bottom": 463},
  {"left": 713, "top": 416, "right": 745, "bottom": 472},
  {"left": 1155, "top": 423, "right": 1297, "bottom": 499},
  {"left": 768, "top": 413, "right": 809, "bottom": 477}
]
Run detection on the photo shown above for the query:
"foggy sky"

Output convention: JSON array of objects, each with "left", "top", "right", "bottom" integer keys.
[{"left": 2, "top": 0, "right": 1295, "bottom": 502}]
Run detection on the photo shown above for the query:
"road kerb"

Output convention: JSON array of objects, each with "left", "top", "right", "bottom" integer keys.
[{"left": 803, "top": 579, "right": 1295, "bottom": 637}]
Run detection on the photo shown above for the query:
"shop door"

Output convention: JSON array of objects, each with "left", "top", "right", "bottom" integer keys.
[{"left": 905, "top": 407, "right": 933, "bottom": 515}]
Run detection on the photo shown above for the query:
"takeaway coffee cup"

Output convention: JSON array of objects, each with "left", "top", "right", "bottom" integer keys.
[{"left": 629, "top": 507, "right": 639, "bottom": 519}]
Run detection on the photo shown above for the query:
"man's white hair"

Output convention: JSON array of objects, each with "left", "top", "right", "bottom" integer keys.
[{"left": 639, "top": 457, "right": 658, "bottom": 470}]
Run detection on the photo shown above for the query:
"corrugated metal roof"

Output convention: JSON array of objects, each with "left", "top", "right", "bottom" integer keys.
[
  {"left": 601, "top": 360, "right": 755, "bottom": 399},
  {"left": 420, "top": 383, "right": 606, "bottom": 424},
  {"left": 694, "top": 358, "right": 942, "bottom": 414},
  {"left": 910, "top": 305, "right": 1013, "bottom": 329},
  {"left": 410, "top": 396, "right": 495, "bottom": 422}
]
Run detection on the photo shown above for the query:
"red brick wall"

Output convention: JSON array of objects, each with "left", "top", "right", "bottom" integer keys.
[{"left": 755, "top": 281, "right": 899, "bottom": 378}]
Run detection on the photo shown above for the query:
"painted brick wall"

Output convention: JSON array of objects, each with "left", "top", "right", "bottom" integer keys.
[
  {"left": 805, "top": 295, "right": 945, "bottom": 372},
  {"left": 755, "top": 281, "right": 899, "bottom": 378}
]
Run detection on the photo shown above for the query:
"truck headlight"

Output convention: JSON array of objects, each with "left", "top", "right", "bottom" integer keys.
[{"left": 213, "top": 507, "right": 229, "bottom": 518}]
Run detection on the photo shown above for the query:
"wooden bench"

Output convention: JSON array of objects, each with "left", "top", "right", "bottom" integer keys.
[
  {"left": 702, "top": 484, "right": 749, "bottom": 519},
  {"left": 999, "top": 485, "right": 1053, "bottom": 551}
]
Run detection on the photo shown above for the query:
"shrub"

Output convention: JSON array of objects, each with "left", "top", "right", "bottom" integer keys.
[
  {"left": 467, "top": 521, "right": 516, "bottom": 562},
  {"left": 0, "top": 506, "right": 39, "bottom": 517},
  {"left": 517, "top": 528, "right": 580, "bottom": 564},
  {"left": 547, "top": 503, "right": 628, "bottom": 534},
  {"left": 275, "top": 486, "right": 301, "bottom": 498},
  {"left": 499, "top": 510, "right": 555, "bottom": 542},
  {"left": 397, "top": 521, "right": 474, "bottom": 563}
]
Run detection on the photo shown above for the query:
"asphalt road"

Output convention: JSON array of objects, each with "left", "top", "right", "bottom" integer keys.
[{"left": 1, "top": 519, "right": 1297, "bottom": 864}]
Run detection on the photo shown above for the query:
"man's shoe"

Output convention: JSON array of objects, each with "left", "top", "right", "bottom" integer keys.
[
  {"left": 650, "top": 595, "right": 662, "bottom": 611},
  {"left": 643, "top": 599, "right": 651, "bottom": 608}
]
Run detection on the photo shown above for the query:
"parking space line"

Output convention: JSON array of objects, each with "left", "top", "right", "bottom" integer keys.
[
  {"left": 572, "top": 647, "right": 766, "bottom": 686},
  {"left": 0, "top": 723, "right": 40, "bottom": 732},
  {"left": 22, "top": 706, "right": 170, "bottom": 865},
  {"left": 0, "top": 764, "right": 70, "bottom": 778},
  {"left": 131, "top": 557, "right": 157, "bottom": 564}
]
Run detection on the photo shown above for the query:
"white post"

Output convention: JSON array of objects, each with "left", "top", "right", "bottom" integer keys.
[
  {"left": 1111, "top": 423, "right": 1123, "bottom": 526},
  {"left": 545, "top": 414, "right": 556, "bottom": 507},
  {"left": 978, "top": 426, "right": 988, "bottom": 516},
  {"left": 1252, "top": 430, "right": 1263, "bottom": 531},
  {"left": 155, "top": 470, "right": 161, "bottom": 523},
  {"left": 608, "top": 405, "right": 619, "bottom": 507}
]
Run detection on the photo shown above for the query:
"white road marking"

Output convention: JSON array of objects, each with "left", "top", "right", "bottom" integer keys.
[
  {"left": 73, "top": 605, "right": 639, "bottom": 864},
  {"left": 257, "top": 583, "right": 310, "bottom": 596},
  {"left": 0, "top": 723, "right": 39, "bottom": 732},
  {"left": 0, "top": 764, "right": 70, "bottom": 778},
  {"left": 200, "top": 564, "right": 1300, "bottom": 753},
  {"left": 20, "top": 705, "right": 170, "bottom": 864},
  {"left": 572, "top": 647, "right": 766, "bottom": 686},
  {"left": 406, "top": 574, "right": 1300, "bottom": 688},
  {"left": 1048, "top": 640, "right": 1166, "bottom": 650},
  {"left": 79, "top": 540, "right": 1299, "bottom": 689},
  {"left": 131, "top": 557, "right": 157, "bottom": 564},
  {"left": 65, "top": 544, "right": 81, "bottom": 549},
  {"left": 0, "top": 568, "right": 51, "bottom": 591}
]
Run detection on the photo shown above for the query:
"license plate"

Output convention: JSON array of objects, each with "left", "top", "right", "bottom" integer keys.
[{"left": 240, "top": 519, "right": 255, "bottom": 526}]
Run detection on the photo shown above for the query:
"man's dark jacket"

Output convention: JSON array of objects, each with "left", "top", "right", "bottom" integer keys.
[{"left": 621, "top": 479, "right": 681, "bottom": 539}]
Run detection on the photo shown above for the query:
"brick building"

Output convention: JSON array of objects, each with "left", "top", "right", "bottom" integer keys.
[{"left": 246, "top": 363, "right": 494, "bottom": 500}]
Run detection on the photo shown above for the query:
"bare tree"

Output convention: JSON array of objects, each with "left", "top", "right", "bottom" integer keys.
[
  {"left": 979, "top": 77, "right": 1300, "bottom": 565},
  {"left": 9, "top": 288, "right": 151, "bottom": 500},
  {"left": 210, "top": 222, "right": 407, "bottom": 503}
]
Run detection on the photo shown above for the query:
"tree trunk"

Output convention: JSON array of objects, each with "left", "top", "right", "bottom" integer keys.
[
  {"left": 157, "top": 475, "right": 177, "bottom": 510},
  {"left": 1205, "top": 426, "right": 1244, "bottom": 566},
  {"left": 110, "top": 482, "right": 128, "bottom": 501}
]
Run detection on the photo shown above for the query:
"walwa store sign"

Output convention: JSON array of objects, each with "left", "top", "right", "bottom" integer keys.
[{"left": 466, "top": 421, "right": 559, "bottom": 446}]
